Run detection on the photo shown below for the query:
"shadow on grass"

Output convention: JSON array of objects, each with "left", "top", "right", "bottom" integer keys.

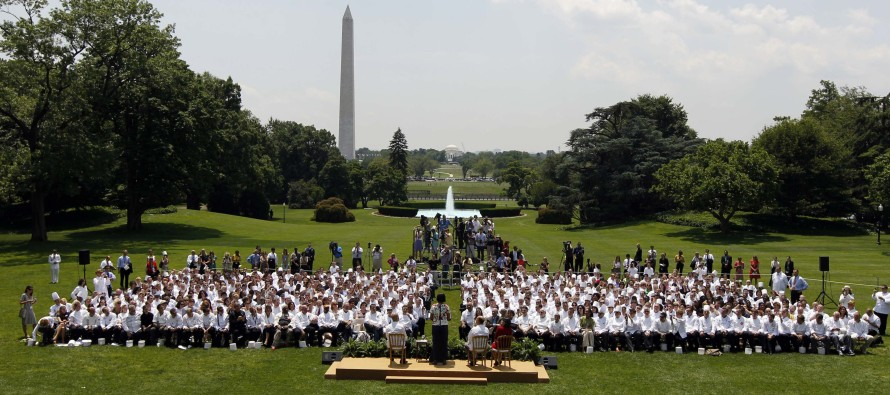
[
  {"left": 663, "top": 227, "right": 789, "bottom": 245},
  {"left": 66, "top": 222, "right": 223, "bottom": 242},
  {"left": 0, "top": 223, "right": 223, "bottom": 267},
  {"left": 0, "top": 207, "right": 124, "bottom": 234}
]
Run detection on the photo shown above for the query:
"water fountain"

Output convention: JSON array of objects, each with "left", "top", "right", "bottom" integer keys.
[{"left": 415, "top": 186, "right": 481, "bottom": 218}]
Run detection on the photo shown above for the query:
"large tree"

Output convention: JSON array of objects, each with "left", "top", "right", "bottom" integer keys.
[
  {"left": 866, "top": 151, "right": 890, "bottom": 212},
  {"left": 365, "top": 158, "right": 407, "bottom": 206},
  {"left": 0, "top": 0, "right": 92, "bottom": 240},
  {"left": 496, "top": 160, "right": 537, "bottom": 206},
  {"left": 267, "top": 120, "right": 339, "bottom": 201},
  {"left": 388, "top": 127, "right": 408, "bottom": 175},
  {"left": 753, "top": 117, "right": 855, "bottom": 218},
  {"left": 70, "top": 0, "right": 194, "bottom": 230},
  {"left": 566, "top": 95, "right": 702, "bottom": 223},
  {"left": 653, "top": 139, "right": 779, "bottom": 232}
]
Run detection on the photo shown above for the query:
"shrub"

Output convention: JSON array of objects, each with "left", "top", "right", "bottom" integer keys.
[
  {"left": 536, "top": 207, "right": 572, "bottom": 224},
  {"left": 144, "top": 205, "right": 178, "bottom": 215},
  {"left": 479, "top": 207, "right": 522, "bottom": 218},
  {"left": 511, "top": 338, "right": 542, "bottom": 362},
  {"left": 377, "top": 206, "right": 419, "bottom": 217},
  {"left": 447, "top": 336, "right": 469, "bottom": 360},
  {"left": 313, "top": 197, "right": 356, "bottom": 223}
]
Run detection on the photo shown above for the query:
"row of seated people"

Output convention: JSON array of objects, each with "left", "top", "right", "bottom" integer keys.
[{"left": 456, "top": 303, "right": 880, "bottom": 355}]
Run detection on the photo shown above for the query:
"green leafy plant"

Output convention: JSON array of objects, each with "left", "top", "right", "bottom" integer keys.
[
  {"left": 511, "top": 338, "right": 542, "bottom": 362},
  {"left": 447, "top": 336, "right": 468, "bottom": 360}
]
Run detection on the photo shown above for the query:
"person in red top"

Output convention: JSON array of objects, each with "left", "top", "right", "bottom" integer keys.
[
  {"left": 733, "top": 256, "right": 745, "bottom": 282},
  {"left": 492, "top": 318, "right": 513, "bottom": 366},
  {"left": 146, "top": 249, "right": 159, "bottom": 279},
  {"left": 749, "top": 255, "right": 761, "bottom": 282}
]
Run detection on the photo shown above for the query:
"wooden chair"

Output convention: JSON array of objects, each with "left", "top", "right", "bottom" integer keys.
[
  {"left": 469, "top": 335, "right": 490, "bottom": 367},
  {"left": 387, "top": 333, "right": 407, "bottom": 363},
  {"left": 493, "top": 335, "right": 514, "bottom": 368}
]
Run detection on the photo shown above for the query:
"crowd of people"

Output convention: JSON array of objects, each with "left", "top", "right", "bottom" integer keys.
[{"left": 19, "top": 214, "right": 888, "bottom": 359}]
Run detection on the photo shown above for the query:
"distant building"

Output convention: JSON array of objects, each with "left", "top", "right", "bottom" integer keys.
[{"left": 444, "top": 144, "right": 463, "bottom": 162}]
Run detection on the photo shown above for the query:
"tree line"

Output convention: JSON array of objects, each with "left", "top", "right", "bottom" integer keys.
[
  {"left": 3, "top": 1, "right": 888, "bottom": 241},
  {"left": 497, "top": 85, "right": 890, "bottom": 232},
  {"left": 0, "top": 0, "right": 417, "bottom": 241}
]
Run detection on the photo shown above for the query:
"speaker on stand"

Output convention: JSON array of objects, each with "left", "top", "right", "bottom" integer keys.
[
  {"left": 78, "top": 249, "right": 90, "bottom": 282},
  {"left": 815, "top": 256, "right": 836, "bottom": 307}
]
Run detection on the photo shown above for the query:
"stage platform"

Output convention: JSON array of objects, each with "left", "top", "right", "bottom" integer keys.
[{"left": 324, "top": 357, "right": 550, "bottom": 385}]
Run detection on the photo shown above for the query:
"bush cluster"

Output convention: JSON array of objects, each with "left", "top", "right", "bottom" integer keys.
[
  {"left": 535, "top": 207, "right": 572, "bottom": 224},
  {"left": 313, "top": 197, "right": 355, "bottom": 223}
]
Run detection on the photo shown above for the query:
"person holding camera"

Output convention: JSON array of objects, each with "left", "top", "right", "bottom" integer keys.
[
  {"left": 371, "top": 245, "right": 383, "bottom": 273},
  {"left": 351, "top": 242, "right": 363, "bottom": 271}
]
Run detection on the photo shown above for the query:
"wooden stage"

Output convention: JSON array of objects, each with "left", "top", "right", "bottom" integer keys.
[{"left": 324, "top": 358, "right": 550, "bottom": 385}]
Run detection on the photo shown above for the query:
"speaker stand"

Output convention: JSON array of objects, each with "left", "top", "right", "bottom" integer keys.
[{"left": 815, "top": 271, "right": 836, "bottom": 307}]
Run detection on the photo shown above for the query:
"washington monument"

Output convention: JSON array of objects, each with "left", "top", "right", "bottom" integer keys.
[{"left": 338, "top": 6, "right": 355, "bottom": 160}]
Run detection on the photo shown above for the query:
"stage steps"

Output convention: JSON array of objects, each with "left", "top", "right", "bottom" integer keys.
[{"left": 385, "top": 376, "right": 487, "bottom": 385}]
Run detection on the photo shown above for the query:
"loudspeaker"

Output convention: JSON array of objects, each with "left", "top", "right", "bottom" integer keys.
[
  {"left": 819, "top": 256, "right": 829, "bottom": 272},
  {"left": 321, "top": 351, "right": 343, "bottom": 365},
  {"left": 79, "top": 250, "right": 90, "bottom": 266},
  {"left": 538, "top": 355, "right": 558, "bottom": 370}
]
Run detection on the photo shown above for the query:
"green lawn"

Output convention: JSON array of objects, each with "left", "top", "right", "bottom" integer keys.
[{"left": 1, "top": 208, "right": 888, "bottom": 394}]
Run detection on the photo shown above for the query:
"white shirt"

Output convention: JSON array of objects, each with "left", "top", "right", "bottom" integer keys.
[
  {"left": 213, "top": 313, "right": 229, "bottom": 330},
  {"left": 848, "top": 320, "right": 870, "bottom": 338},
  {"left": 49, "top": 254, "right": 61, "bottom": 265},
  {"left": 872, "top": 291, "right": 890, "bottom": 315},
  {"left": 771, "top": 272, "right": 788, "bottom": 292}
]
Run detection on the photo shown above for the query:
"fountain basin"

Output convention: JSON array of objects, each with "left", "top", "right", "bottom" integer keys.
[{"left": 415, "top": 186, "right": 481, "bottom": 218}]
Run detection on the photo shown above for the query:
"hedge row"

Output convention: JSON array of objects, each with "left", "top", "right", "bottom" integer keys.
[
  {"left": 479, "top": 207, "right": 522, "bottom": 217},
  {"left": 403, "top": 201, "right": 496, "bottom": 209},
  {"left": 377, "top": 206, "right": 419, "bottom": 217}
]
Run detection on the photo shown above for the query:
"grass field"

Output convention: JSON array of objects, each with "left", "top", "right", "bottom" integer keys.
[{"left": 1, "top": 207, "right": 888, "bottom": 394}]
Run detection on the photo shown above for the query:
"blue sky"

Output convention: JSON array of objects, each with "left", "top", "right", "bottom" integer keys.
[{"left": 152, "top": 0, "right": 890, "bottom": 152}]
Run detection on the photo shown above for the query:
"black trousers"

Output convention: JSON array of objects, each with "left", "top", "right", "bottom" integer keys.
[
  {"left": 876, "top": 312, "right": 888, "bottom": 336},
  {"left": 431, "top": 325, "right": 448, "bottom": 364}
]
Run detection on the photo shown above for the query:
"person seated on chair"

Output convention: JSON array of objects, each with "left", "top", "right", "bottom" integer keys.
[
  {"left": 827, "top": 311, "right": 854, "bottom": 356},
  {"left": 809, "top": 313, "right": 829, "bottom": 352},
  {"left": 245, "top": 306, "right": 262, "bottom": 343},
  {"left": 790, "top": 314, "right": 810, "bottom": 352},
  {"left": 562, "top": 306, "right": 581, "bottom": 351},
  {"left": 399, "top": 305, "right": 416, "bottom": 339},
  {"left": 294, "top": 304, "right": 317, "bottom": 347},
  {"left": 492, "top": 318, "right": 514, "bottom": 365},
  {"left": 513, "top": 305, "right": 532, "bottom": 340},
  {"left": 383, "top": 313, "right": 408, "bottom": 364},
  {"left": 466, "top": 317, "right": 488, "bottom": 366},
  {"left": 654, "top": 312, "right": 675, "bottom": 351},
  {"left": 849, "top": 312, "right": 876, "bottom": 354},
  {"left": 863, "top": 308, "right": 882, "bottom": 344}
]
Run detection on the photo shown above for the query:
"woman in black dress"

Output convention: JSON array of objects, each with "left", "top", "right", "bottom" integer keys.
[{"left": 429, "top": 293, "right": 451, "bottom": 365}]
